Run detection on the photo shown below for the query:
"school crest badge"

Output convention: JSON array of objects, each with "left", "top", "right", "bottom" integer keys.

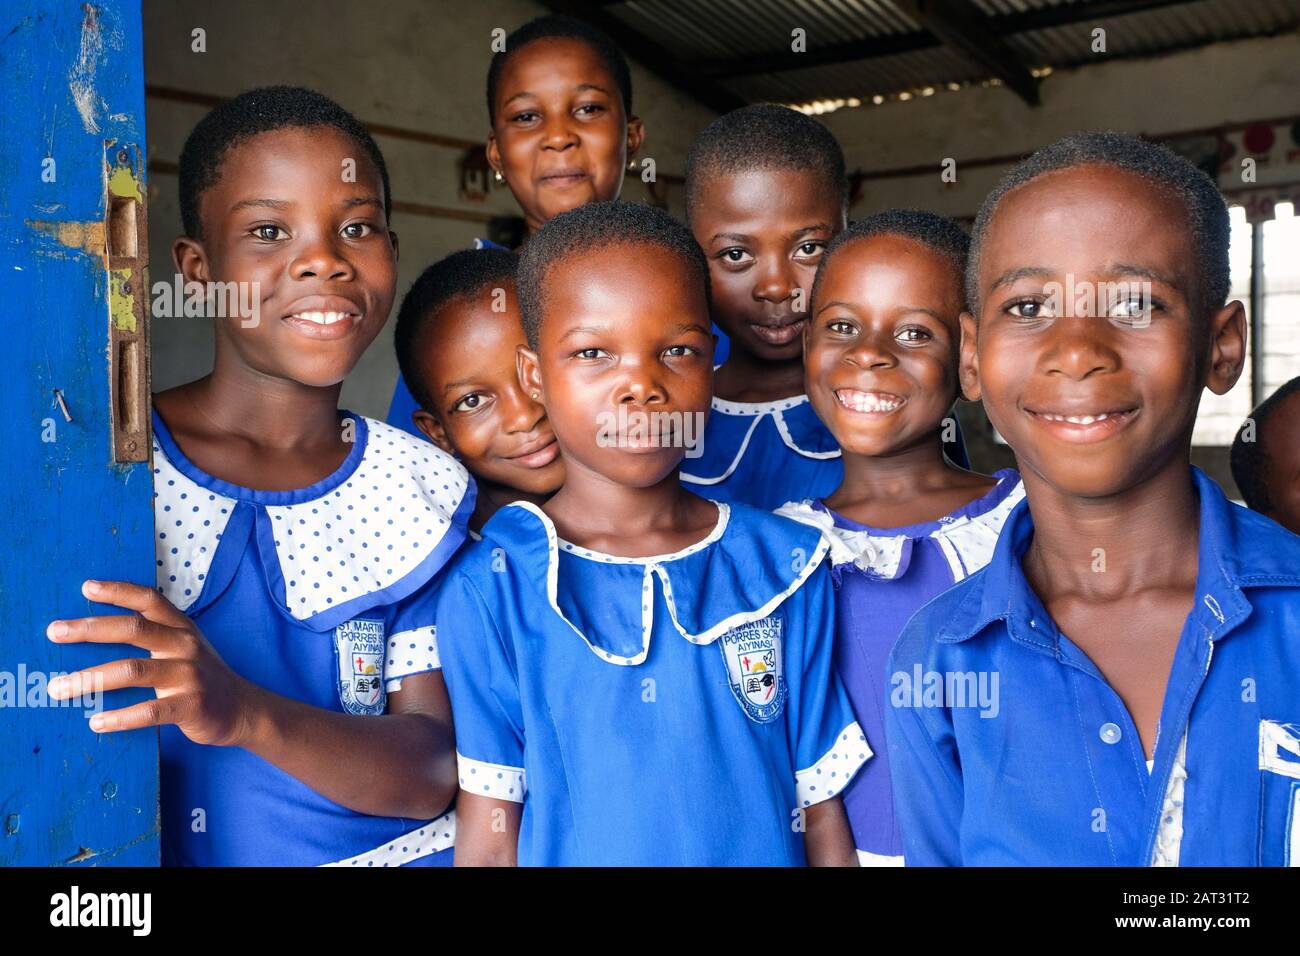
[
  {"left": 719, "top": 615, "right": 786, "bottom": 723},
  {"left": 334, "top": 618, "right": 386, "bottom": 716}
]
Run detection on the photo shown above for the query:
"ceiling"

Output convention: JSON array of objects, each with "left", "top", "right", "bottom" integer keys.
[{"left": 541, "top": 0, "right": 1300, "bottom": 112}]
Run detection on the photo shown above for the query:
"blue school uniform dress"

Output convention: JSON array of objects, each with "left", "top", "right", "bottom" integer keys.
[
  {"left": 436, "top": 499, "right": 869, "bottom": 865},
  {"left": 682, "top": 392, "right": 971, "bottom": 511},
  {"left": 681, "top": 394, "right": 844, "bottom": 511},
  {"left": 886, "top": 466, "right": 1300, "bottom": 866},
  {"left": 387, "top": 238, "right": 507, "bottom": 439},
  {"left": 777, "top": 469, "right": 1024, "bottom": 865},
  {"left": 151, "top": 410, "right": 475, "bottom": 866}
]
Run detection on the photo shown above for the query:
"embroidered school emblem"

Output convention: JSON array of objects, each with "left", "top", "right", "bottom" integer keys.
[
  {"left": 719, "top": 615, "right": 786, "bottom": 723},
  {"left": 334, "top": 618, "right": 386, "bottom": 716}
]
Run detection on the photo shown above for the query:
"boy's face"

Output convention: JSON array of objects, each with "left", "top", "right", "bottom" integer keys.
[
  {"left": 962, "top": 164, "right": 1245, "bottom": 499},
  {"left": 518, "top": 245, "right": 713, "bottom": 489},
  {"left": 487, "top": 38, "right": 644, "bottom": 234},
  {"left": 805, "top": 234, "right": 963, "bottom": 457},
  {"left": 411, "top": 283, "right": 564, "bottom": 497},
  {"left": 690, "top": 166, "right": 844, "bottom": 364},
  {"left": 174, "top": 126, "right": 397, "bottom": 388},
  {"left": 1259, "top": 393, "right": 1300, "bottom": 534}
]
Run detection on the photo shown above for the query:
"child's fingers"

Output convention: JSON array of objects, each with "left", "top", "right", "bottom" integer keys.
[
  {"left": 47, "top": 657, "right": 188, "bottom": 700},
  {"left": 79, "top": 579, "right": 190, "bottom": 628},
  {"left": 86, "top": 694, "right": 190, "bottom": 734},
  {"left": 47, "top": 613, "right": 177, "bottom": 652}
]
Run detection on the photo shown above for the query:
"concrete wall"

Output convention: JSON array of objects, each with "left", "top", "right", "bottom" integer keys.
[{"left": 142, "top": 0, "right": 716, "bottom": 418}]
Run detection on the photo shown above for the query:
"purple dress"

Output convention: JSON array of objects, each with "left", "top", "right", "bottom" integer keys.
[{"left": 776, "top": 469, "right": 1023, "bottom": 864}]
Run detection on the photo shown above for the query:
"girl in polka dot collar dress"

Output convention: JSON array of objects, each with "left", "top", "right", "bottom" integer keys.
[{"left": 45, "top": 88, "right": 473, "bottom": 867}]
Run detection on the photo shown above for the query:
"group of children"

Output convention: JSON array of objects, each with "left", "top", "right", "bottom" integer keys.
[{"left": 45, "top": 15, "right": 1300, "bottom": 867}]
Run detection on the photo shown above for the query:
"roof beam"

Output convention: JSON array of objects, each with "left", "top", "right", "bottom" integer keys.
[
  {"left": 894, "top": 0, "right": 1040, "bottom": 105},
  {"left": 698, "top": 0, "right": 1201, "bottom": 79},
  {"left": 536, "top": 0, "right": 744, "bottom": 114}
]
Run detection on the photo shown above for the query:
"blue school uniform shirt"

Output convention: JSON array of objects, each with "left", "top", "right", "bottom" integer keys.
[
  {"left": 436, "top": 499, "right": 869, "bottom": 866},
  {"left": 886, "top": 466, "right": 1300, "bottom": 866},
  {"left": 682, "top": 393, "right": 971, "bottom": 511},
  {"left": 777, "top": 469, "right": 1024, "bottom": 865},
  {"left": 151, "top": 409, "right": 475, "bottom": 866}
]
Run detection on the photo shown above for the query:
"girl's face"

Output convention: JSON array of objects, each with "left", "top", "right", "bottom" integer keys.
[
  {"left": 175, "top": 126, "right": 397, "bottom": 388},
  {"left": 486, "top": 37, "right": 644, "bottom": 235},
  {"left": 411, "top": 286, "right": 563, "bottom": 498},
  {"left": 805, "top": 234, "right": 963, "bottom": 458}
]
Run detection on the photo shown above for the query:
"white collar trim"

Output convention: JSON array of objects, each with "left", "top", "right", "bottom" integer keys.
[{"left": 506, "top": 500, "right": 829, "bottom": 666}]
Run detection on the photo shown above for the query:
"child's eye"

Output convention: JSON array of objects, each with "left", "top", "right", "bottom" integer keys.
[
  {"left": 510, "top": 110, "right": 540, "bottom": 124},
  {"left": 341, "top": 222, "right": 374, "bottom": 240},
  {"left": 794, "top": 241, "right": 826, "bottom": 259},
  {"left": 664, "top": 345, "right": 697, "bottom": 358},
  {"left": 827, "top": 319, "right": 856, "bottom": 335},
  {"left": 1006, "top": 298, "right": 1050, "bottom": 320},
  {"left": 575, "top": 103, "right": 605, "bottom": 117},
  {"left": 252, "top": 224, "right": 287, "bottom": 242},
  {"left": 897, "top": 326, "right": 933, "bottom": 343},
  {"left": 574, "top": 347, "right": 608, "bottom": 360},
  {"left": 718, "top": 248, "right": 752, "bottom": 266},
  {"left": 452, "top": 393, "right": 491, "bottom": 413},
  {"left": 1109, "top": 295, "right": 1157, "bottom": 324}
]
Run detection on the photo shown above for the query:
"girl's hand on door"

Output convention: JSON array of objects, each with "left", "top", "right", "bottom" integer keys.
[{"left": 45, "top": 579, "right": 260, "bottom": 747}]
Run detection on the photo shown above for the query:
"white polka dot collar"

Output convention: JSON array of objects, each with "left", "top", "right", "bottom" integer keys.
[{"left": 152, "top": 410, "right": 474, "bottom": 629}]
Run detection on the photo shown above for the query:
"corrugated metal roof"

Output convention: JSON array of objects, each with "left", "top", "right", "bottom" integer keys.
[{"left": 605, "top": 0, "right": 1300, "bottom": 107}]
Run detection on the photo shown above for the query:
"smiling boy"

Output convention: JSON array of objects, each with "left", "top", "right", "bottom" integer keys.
[{"left": 886, "top": 132, "right": 1300, "bottom": 866}]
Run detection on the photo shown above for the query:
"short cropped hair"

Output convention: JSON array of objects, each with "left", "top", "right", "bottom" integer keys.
[
  {"left": 486, "top": 15, "right": 633, "bottom": 124},
  {"left": 967, "top": 131, "right": 1230, "bottom": 316},
  {"left": 516, "top": 201, "right": 709, "bottom": 350},
  {"left": 178, "top": 86, "right": 390, "bottom": 240},
  {"left": 394, "top": 249, "right": 518, "bottom": 412},
  {"left": 812, "top": 209, "right": 970, "bottom": 309},
  {"left": 1231, "top": 375, "right": 1300, "bottom": 514},
  {"left": 685, "top": 104, "right": 848, "bottom": 219}
]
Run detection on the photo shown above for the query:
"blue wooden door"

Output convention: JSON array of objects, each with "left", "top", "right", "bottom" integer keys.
[{"left": 0, "top": 0, "right": 159, "bottom": 866}]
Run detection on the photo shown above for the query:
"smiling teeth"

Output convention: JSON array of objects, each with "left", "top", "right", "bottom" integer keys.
[
  {"left": 1039, "top": 412, "right": 1116, "bottom": 424},
  {"left": 292, "top": 311, "right": 352, "bottom": 325},
  {"left": 837, "top": 390, "right": 902, "bottom": 413}
]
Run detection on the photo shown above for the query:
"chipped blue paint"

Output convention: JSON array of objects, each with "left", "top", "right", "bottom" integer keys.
[{"left": 0, "top": 1, "right": 159, "bottom": 866}]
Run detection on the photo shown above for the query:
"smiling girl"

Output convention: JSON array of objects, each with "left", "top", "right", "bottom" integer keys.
[{"left": 387, "top": 15, "right": 646, "bottom": 436}]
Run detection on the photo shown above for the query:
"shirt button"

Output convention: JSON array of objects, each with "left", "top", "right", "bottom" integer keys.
[{"left": 1099, "top": 722, "right": 1122, "bottom": 745}]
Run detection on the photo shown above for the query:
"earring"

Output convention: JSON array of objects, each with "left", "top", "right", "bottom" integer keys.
[
  {"left": 627, "top": 158, "right": 639, "bottom": 172},
  {"left": 493, "top": 170, "right": 505, "bottom": 183}
]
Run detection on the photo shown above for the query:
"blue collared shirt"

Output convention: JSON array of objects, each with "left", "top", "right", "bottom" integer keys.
[{"left": 886, "top": 466, "right": 1300, "bottom": 866}]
